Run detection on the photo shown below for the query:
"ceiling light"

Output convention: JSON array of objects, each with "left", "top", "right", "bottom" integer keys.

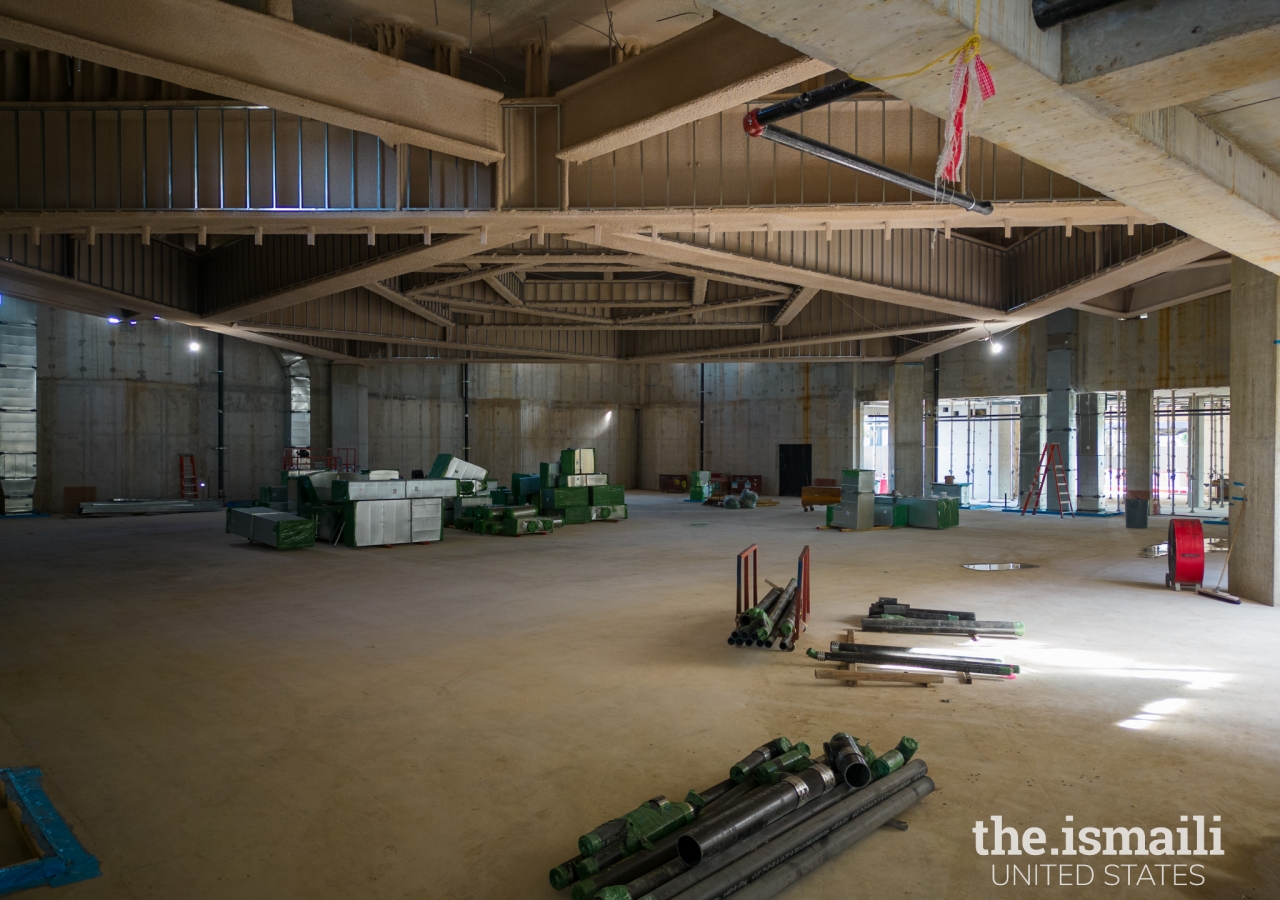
[
  {"left": 990, "top": 340, "right": 1003, "bottom": 354},
  {"left": 107, "top": 316, "right": 121, "bottom": 324},
  {"left": 153, "top": 315, "right": 161, "bottom": 320},
  {"left": 189, "top": 341, "right": 201, "bottom": 352},
  {"left": 129, "top": 319, "right": 138, "bottom": 326},
  {"left": 1138, "top": 313, "right": 1148, "bottom": 319}
]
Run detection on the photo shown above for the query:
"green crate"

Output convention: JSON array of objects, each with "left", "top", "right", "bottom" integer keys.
[
  {"left": 559, "top": 448, "right": 597, "bottom": 475},
  {"left": 512, "top": 473, "right": 541, "bottom": 496},
  {"left": 590, "top": 504, "right": 628, "bottom": 520},
  {"left": 589, "top": 484, "right": 625, "bottom": 506},
  {"left": 551, "top": 505, "right": 592, "bottom": 525},
  {"left": 541, "top": 486, "right": 589, "bottom": 509}
]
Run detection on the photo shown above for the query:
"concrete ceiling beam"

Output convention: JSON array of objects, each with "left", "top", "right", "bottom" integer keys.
[
  {"left": 706, "top": 0, "right": 1280, "bottom": 274},
  {"left": 897, "top": 235, "right": 1219, "bottom": 360},
  {"left": 0, "top": 0, "right": 504, "bottom": 163},
  {"left": 555, "top": 15, "right": 831, "bottom": 164},
  {"left": 1079, "top": 258, "right": 1231, "bottom": 319},
  {"left": 203, "top": 231, "right": 525, "bottom": 324},
  {"left": 590, "top": 231, "right": 1007, "bottom": 321}
]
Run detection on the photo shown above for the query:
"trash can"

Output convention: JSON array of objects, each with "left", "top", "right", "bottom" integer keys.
[{"left": 1125, "top": 498, "right": 1149, "bottom": 529}]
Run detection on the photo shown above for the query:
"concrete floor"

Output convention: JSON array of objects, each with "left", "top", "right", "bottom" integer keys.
[{"left": 1, "top": 495, "right": 1277, "bottom": 899}]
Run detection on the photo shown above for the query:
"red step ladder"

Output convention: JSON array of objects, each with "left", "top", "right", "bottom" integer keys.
[
  {"left": 178, "top": 454, "right": 198, "bottom": 500},
  {"left": 1021, "top": 443, "right": 1073, "bottom": 517}
]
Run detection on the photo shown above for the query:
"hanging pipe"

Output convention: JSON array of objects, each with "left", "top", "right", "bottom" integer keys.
[
  {"left": 676, "top": 763, "right": 836, "bottom": 866},
  {"left": 634, "top": 760, "right": 930, "bottom": 900},
  {"left": 808, "top": 648, "right": 1017, "bottom": 677}
]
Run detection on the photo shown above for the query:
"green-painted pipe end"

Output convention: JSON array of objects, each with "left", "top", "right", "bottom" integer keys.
[
  {"left": 577, "top": 857, "right": 602, "bottom": 879},
  {"left": 795, "top": 741, "right": 810, "bottom": 757},
  {"left": 776, "top": 737, "right": 793, "bottom": 753},
  {"left": 685, "top": 789, "right": 706, "bottom": 808},
  {"left": 805, "top": 647, "right": 819, "bottom": 659},
  {"left": 595, "top": 887, "right": 633, "bottom": 900},
  {"left": 729, "top": 765, "right": 748, "bottom": 783},
  {"left": 549, "top": 865, "right": 575, "bottom": 890},
  {"left": 1010, "top": 664, "right": 1021, "bottom": 674},
  {"left": 896, "top": 736, "right": 919, "bottom": 762},
  {"left": 1014, "top": 623, "right": 1025, "bottom": 636},
  {"left": 578, "top": 834, "right": 604, "bottom": 857},
  {"left": 572, "top": 879, "right": 598, "bottom": 900}
]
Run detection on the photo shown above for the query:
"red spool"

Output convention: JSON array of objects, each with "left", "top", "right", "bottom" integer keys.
[{"left": 1167, "top": 518, "right": 1205, "bottom": 589}]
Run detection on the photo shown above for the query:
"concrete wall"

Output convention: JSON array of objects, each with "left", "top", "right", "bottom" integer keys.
[
  {"left": 938, "top": 292, "right": 1230, "bottom": 398},
  {"left": 366, "top": 363, "right": 644, "bottom": 486},
  {"left": 34, "top": 308, "right": 293, "bottom": 510},
  {"left": 640, "top": 362, "right": 882, "bottom": 492},
  {"left": 29, "top": 291, "right": 1232, "bottom": 509}
]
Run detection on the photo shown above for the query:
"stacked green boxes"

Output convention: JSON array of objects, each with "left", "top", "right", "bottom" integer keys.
[
  {"left": 589, "top": 484, "right": 625, "bottom": 506},
  {"left": 540, "top": 449, "right": 628, "bottom": 523},
  {"left": 689, "top": 470, "right": 713, "bottom": 502}
]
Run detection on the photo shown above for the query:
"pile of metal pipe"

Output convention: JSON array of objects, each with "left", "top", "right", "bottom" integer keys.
[
  {"left": 863, "top": 598, "right": 1023, "bottom": 637},
  {"left": 810, "top": 645, "right": 1019, "bottom": 678},
  {"left": 549, "top": 733, "right": 931, "bottom": 900},
  {"left": 728, "top": 579, "right": 799, "bottom": 651}
]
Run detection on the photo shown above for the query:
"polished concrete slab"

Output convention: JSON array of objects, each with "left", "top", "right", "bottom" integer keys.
[{"left": 0, "top": 496, "right": 1276, "bottom": 899}]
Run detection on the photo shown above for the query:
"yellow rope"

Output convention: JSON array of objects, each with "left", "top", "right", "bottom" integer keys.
[{"left": 847, "top": 0, "right": 983, "bottom": 83}]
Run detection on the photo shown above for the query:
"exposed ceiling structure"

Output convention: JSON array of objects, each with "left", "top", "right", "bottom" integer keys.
[{"left": 0, "top": 0, "right": 1274, "bottom": 364}]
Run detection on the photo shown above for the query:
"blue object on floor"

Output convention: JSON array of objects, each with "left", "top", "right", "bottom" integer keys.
[{"left": 0, "top": 767, "right": 100, "bottom": 895}]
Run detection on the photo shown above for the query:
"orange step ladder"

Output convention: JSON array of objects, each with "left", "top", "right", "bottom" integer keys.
[
  {"left": 178, "top": 454, "right": 199, "bottom": 500},
  {"left": 1021, "top": 442, "right": 1074, "bottom": 517}
]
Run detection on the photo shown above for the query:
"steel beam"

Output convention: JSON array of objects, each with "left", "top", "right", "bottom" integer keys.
[
  {"left": 592, "top": 231, "right": 1006, "bottom": 321},
  {"left": 203, "top": 231, "right": 524, "bottom": 324}
]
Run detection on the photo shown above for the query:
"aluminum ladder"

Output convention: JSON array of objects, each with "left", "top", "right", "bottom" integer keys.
[
  {"left": 178, "top": 454, "right": 198, "bottom": 500},
  {"left": 1021, "top": 442, "right": 1074, "bottom": 517}
]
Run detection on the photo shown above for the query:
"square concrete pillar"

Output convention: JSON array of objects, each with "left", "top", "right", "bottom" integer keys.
[
  {"left": 1228, "top": 259, "right": 1280, "bottom": 606},
  {"left": 331, "top": 363, "right": 368, "bottom": 469},
  {"left": 1018, "top": 395, "right": 1044, "bottom": 508},
  {"left": 889, "top": 362, "right": 924, "bottom": 495},
  {"left": 1125, "top": 389, "right": 1153, "bottom": 525},
  {"left": 1076, "top": 392, "right": 1104, "bottom": 512}
]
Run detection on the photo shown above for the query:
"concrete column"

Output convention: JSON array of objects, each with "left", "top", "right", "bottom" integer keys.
[
  {"left": 1045, "top": 310, "right": 1076, "bottom": 512},
  {"left": 923, "top": 357, "right": 938, "bottom": 487},
  {"left": 1076, "top": 392, "right": 1104, "bottom": 512},
  {"left": 1228, "top": 259, "right": 1280, "bottom": 606},
  {"left": 331, "top": 363, "right": 368, "bottom": 469},
  {"left": 1018, "top": 396, "right": 1044, "bottom": 508},
  {"left": 1188, "top": 394, "right": 1206, "bottom": 512},
  {"left": 1125, "top": 388, "right": 1153, "bottom": 525},
  {"left": 889, "top": 362, "right": 924, "bottom": 495}
]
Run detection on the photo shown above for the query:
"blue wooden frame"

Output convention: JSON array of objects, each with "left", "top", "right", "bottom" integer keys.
[{"left": 0, "top": 768, "right": 100, "bottom": 895}]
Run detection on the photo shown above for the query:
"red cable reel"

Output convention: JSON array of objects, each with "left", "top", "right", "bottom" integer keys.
[{"left": 1166, "top": 518, "right": 1205, "bottom": 590}]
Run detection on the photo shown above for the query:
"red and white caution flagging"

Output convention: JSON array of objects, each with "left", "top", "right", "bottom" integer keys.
[{"left": 935, "top": 42, "right": 996, "bottom": 185}]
